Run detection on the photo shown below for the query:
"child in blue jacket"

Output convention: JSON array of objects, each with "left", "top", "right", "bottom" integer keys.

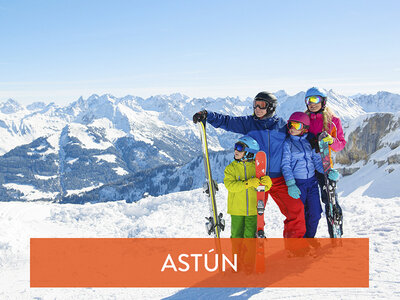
[{"left": 281, "top": 112, "right": 339, "bottom": 237}]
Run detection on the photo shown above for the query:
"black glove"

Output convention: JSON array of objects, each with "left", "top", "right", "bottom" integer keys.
[
  {"left": 307, "top": 134, "right": 320, "bottom": 153},
  {"left": 193, "top": 110, "right": 208, "bottom": 124},
  {"left": 309, "top": 137, "right": 320, "bottom": 153}
]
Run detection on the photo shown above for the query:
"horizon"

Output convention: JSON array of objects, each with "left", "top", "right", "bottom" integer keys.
[{"left": 1, "top": 88, "right": 399, "bottom": 107}]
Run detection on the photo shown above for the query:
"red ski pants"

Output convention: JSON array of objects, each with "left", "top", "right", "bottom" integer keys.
[{"left": 258, "top": 176, "right": 306, "bottom": 238}]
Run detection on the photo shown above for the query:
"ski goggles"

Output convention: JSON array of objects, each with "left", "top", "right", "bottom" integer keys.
[
  {"left": 288, "top": 121, "right": 304, "bottom": 131},
  {"left": 234, "top": 142, "right": 246, "bottom": 152},
  {"left": 305, "top": 95, "right": 323, "bottom": 105},
  {"left": 253, "top": 100, "right": 269, "bottom": 110}
]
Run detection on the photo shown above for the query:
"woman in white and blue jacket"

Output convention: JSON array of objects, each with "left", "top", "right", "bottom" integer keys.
[{"left": 281, "top": 112, "right": 339, "bottom": 238}]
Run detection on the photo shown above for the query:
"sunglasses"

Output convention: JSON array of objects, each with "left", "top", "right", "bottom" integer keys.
[
  {"left": 253, "top": 100, "right": 270, "bottom": 110},
  {"left": 234, "top": 142, "right": 246, "bottom": 152},
  {"left": 305, "top": 95, "right": 323, "bottom": 105},
  {"left": 288, "top": 121, "right": 304, "bottom": 131}
]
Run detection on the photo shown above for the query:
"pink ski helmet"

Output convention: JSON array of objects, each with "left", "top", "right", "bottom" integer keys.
[
  {"left": 287, "top": 112, "right": 310, "bottom": 131},
  {"left": 288, "top": 112, "right": 310, "bottom": 126}
]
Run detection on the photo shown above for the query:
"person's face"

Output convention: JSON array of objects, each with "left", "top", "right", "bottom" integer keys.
[
  {"left": 288, "top": 121, "right": 306, "bottom": 136},
  {"left": 305, "top": 95, "right": 323, "bottom": 112},
  {"left": 254, "top": 106, "right": 267, "bottom": 118},
  {"left": 307, "top": 102, "right": 322, "bottom": 112},
  {"left": 289, "top": 127, "right": 303, "bottom": 136},
  {"left": 253, "top": 100, "right": 269, "bottom": 118},
  {"left": 234, "top": 149, "right": 245, "bottom": 160}
]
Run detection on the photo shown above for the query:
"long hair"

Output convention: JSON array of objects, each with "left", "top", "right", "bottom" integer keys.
[{"left": 306, "top": 106, "right": 335, "bottom": 132}]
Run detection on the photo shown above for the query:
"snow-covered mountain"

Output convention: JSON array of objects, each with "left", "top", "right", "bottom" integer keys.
[
  {"left": 351, "top": 91, "right": 400, "bottom": 113},
  {"left": 335, "top": 112, "right": 400, "bottom": 198},
  {"left": 275, "top": 89, "right": 365, "bottom": 121},
  {"left": 0, "top": 93, "right": 248, "bottom": 202},
  {"left": 0, "top": 90, "right": 399, "bottom": 203}
]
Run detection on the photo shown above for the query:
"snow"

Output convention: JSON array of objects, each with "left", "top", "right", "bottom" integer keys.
[
  {"left": 89, "top": 117, "right": 128, "bottom": 141},
  {"left": 113, "top": 167, "right": 129, "bottom": 176},
  {"left": 34, "top": 174, "right": 58, "bottom": 180},
  {"left": 94, "top": 154, "right": 117, "bottom": 163},
  {"left": 340, "top": 160, "right": 400, "bottom": 198},
  {"left": 65, "top": 184, "right": 103, "bottom": 196},
  {"left": 2, "top": 183, "right": 58, "bottom": 201},
  {"left": 66, "top": 157, "right": 79, "bottom": 164},
  {"left": 159, "top": 150, "right": 174, "bottom": 161},
  {"left": 1, "top": 184, "right": 399, "bottom": 299},
  {"left": 68, "top": 123, "right": 113, "bottom": 150},
  {"left": 46, "top": 132, "right": 61, "bottom": 151}
]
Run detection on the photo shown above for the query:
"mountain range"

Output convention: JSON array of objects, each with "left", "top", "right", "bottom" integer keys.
[{"left": 0, "top": 89, "right": 399, "bottom": 202}]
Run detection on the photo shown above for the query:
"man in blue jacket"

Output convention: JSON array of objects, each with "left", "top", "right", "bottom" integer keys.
[{"left": 193, "top": 92, "right": 306, "bottom": 238}]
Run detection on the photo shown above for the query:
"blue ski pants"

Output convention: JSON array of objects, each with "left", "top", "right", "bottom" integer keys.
[{"left": 295, "top": 176, "right": 322, "bottom": 238}]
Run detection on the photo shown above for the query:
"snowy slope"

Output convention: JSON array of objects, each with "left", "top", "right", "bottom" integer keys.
[
  {"left": 0, "top": 184, "right": 399, "bottom": 299},
  {"left": 335, "top": 112, "right": 400, "bottom": 197}
]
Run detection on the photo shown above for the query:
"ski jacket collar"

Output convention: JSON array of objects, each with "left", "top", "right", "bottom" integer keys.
[
  {"left": 289, "top": 133, "right": 308, "bottom": 142},
  {"left": 253, "top": 114, "right": 281, "bottom": 128},
  {"left": 253, "top": 112, "right": 276, "bottom": 120},
  {"left": 309, "top": 112, "right": 323, "bottom": 120}
]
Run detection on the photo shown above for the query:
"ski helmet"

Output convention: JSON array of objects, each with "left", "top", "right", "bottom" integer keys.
[
  {"left": 235, "top": 136, "right": 260, "bottom": 161},
  {"left": 253, "top": 91, "right": 277, "bottom": 118},
  {"left": 305, "top": 87, "right": 327, "bottom": 110},
  {"left": 287, "top": 112, "right": 310, "bottom": 133},
  {"left": 288, "top": 112, "right": 310, "bottom": 126}
]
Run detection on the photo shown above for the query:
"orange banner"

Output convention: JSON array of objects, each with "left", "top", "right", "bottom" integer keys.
[{"left": 30, "top": 238, "right": 369, "bottom": 288}]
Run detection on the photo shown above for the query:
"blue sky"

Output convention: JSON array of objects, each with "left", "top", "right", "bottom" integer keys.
[{"left": 0, "top": 0, "right": 399, "bottom": 105}]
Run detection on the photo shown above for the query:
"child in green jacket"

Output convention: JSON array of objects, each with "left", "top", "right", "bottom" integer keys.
[{"left": 224, "top": 136, "right": 272, "bottom": 238}]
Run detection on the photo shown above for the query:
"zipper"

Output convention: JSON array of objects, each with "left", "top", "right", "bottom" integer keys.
[
  {"left": 293, "top": 160, "right": 298, "bottom": 171},
  {"left": 244, "top": 162, "right": 249, "bottom": 216},
  {"left": 267, "top": 130, "right": 270, "bottom": 176},
  {"left": 300, "top": 137, "right": 309, "bottom": 178}
]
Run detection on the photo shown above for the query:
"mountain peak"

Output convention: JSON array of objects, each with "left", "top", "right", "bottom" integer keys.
[
  {"left": 274, "top": 90, "right": 288, "bottom": 98},
  {"left": 87, "top": 94, "right": 100, "bottom": 101},
  {"left": 26, "top": 101, "right": 48, "bottom": 111},
  {"left": 351, "top": 91, "right": 400, "bottom": 113},
  {"left": 0, "top": 98, "right": 24, "bottom": 114}
]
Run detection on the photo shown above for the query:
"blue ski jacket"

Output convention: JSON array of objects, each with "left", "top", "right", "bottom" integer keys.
[
  {"left": 206, "top": 112, "right": 287, "bottom": 178},
  {"left": 281, "top": 133, "right": 324, "bottom": 182}
]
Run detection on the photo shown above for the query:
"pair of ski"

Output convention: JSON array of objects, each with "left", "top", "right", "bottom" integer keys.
[
  {"left": 318, "top": 132, "right": 343, "bottom": 238},
  {"left": 197, "top": 120, "right": 225, "bottom": 238},
  {"left": 255, "top": 151, "right": 267, "bottom": 273}
]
